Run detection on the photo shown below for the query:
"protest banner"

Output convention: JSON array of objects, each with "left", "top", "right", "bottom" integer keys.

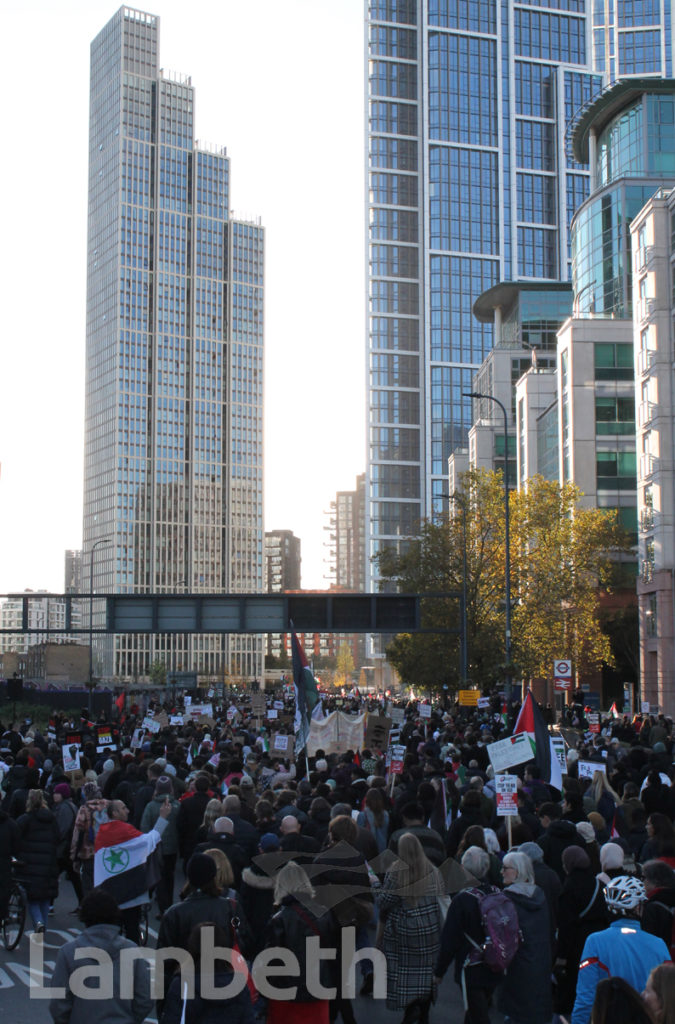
[
  {"left": 487, "top": 732, "right": 534, "bottom": 773},
  {"left": 307, "top": 712, "right": 366, "bottom": 756}
]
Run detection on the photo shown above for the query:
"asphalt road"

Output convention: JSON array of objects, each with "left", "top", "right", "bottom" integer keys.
[{"left": 0, "top": 882, "right": 506, "bottom": 1024}]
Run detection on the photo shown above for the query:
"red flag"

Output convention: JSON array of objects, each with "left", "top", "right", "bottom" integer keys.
[
  {"left": 115, "top": 692, "right": 125, "bottom": 712},
  {"left": 354, "top": 749, "right": 361, "bottom": 768}
]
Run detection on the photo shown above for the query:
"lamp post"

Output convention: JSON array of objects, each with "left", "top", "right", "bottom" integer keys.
[
  {"left": 464, "top": 391, "right": 513, "bottom": 702},
  {"left": 89, "top": 537, "right": 111, "bottom": 719},
  {"left": 442, "top": 492, "right": 469, "bottom": 686}
]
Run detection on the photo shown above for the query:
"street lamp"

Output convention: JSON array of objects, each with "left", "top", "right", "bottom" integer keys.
[
  {"left": 89, "top": 537, "right": 112, "bottom": 719},
  {"left": 464, "top": 390, "right": 513, "bottom": 702},
  {"left": 441, "top": 492, "right": 469, "bottom": 686}
]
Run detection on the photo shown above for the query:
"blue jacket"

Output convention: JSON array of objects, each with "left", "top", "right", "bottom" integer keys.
[{"left": 571, "top": 919, "right": 670, "bottom": 1024}]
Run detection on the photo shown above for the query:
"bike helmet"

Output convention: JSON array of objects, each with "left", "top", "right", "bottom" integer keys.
[{"left": 603, "top": 874, "right": 645, "bottom": 914}]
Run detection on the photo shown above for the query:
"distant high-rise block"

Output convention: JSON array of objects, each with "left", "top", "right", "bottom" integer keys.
[{"left": 84, "top": 9, "right": 264, "bottom": 681}]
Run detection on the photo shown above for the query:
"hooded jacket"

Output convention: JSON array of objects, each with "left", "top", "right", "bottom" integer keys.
[
  {"left": 642, "top": 885, "right": 675, "bottom": 948},
  {"left": 49, "top": 923, "right": 152, "bottom": 1024},
  {"left": 16, "top": 806, "right": 60, "bottom": 901},
  {"left": 498, "top": 885, "right": 553, "bottom": 1024},
  {"left": 537, "top": 819, "right": 585, "bottom": 880}
]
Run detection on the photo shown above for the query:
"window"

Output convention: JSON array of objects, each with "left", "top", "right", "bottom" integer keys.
[
  {"left": 594, "top": 343, "right": 634, "bottom": 380},
  {"left": 596, "top": 450, "right": 637, "bottom": 489},
  {"left": 595, "top": 396, "right": 635, "bottom": 434}
]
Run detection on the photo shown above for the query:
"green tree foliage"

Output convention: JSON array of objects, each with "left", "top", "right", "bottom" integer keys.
[
  {"left": 374, "top": 470, "right": 630, "bottom": 690},
  {"left": 149, "top": 659, "right": 167, "bottom": 686}
]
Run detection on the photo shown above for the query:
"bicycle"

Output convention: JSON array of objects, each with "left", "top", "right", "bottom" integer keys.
[
  {"left": 2, "top": 873, "right": 27, "bottom": 951},
  {"left": 138, "top": 902, "right": 150, "bottom": 947}
]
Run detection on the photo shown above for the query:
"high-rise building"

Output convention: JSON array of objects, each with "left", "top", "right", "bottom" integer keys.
[
  {"left": 365, "top": 0, "right": 672, "bottom": 585},
  {"left": 84, "top": 9, "right": 264, "bottom": 682},
  {"left": 264, "top": 531, "right": 302, "bottom": 593},
  {"left": 65, "top": 550, "right": 83, "bottom": 593},
  {"left": 335, "top": 474, "right": 366, "bottom": 592}
]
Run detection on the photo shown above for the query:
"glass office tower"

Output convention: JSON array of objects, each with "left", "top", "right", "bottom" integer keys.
[
  {"left": 84, "top": 8, "right": 264, "bottom": 682},
  {"left": 365, "top": 0, "right": 672, "bottom": 584}
]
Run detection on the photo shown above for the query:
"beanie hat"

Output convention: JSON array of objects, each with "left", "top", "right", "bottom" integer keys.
[
  {"left": 518, "top": 841, "right": 544, "bottom": 863},
  {"left": 600, "top": 842, "right": 625, "bottom": 871},
  {"left": 83, "top": 782, "right": 102, "bottom": 801},
  {"left": 562, "top": 845, "right": 591, "bottom": 872},
  {"left": 315, "top": 759, "right": 328, "bottom": 773},
  {"left": 259, "top": 832, "right": 281, "bottom": 852},
  {"left": 154, "top": 776, "right": 173, "bottom": 797},
  {"left": 103, "top": 759, "right": 115, "bottom": 772},
  {"left": 54, "top": 783, "right": 71, "bottom": 799},
  {"left": 164, "top": 763, "right": 177, "bottom": 777},
  {"left": 576, "top": 821, "right": 596, "bottom": 844},
  {"left": 187, "top": 853, "right": 217, "bottom": 889}
]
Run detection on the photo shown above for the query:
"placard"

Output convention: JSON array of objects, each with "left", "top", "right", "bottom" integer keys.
[
  {"left": 390, "top": 707, "right": 405, "bottom": 726},
  {"left": 62, "top": 744, "right": 82, "bottom": 773},
  {"left": 587, "top": 713, "right": 600, "bottom": 734},
  {"left": 187, "top": 703, "right": 213, "bottom": 719},
  {"left": 251, "top": 694, "right": 266, "bottom": 716},
  {"left": 417, "top": 703, "right": 432, "bottom": 719},
  {"left": 577, "top": 760, "right": 606, "bottom": 779},
  {"left": 208, "top": 752, "right": 221, "bottom": 767},
  {"left": 170, "top": 715, "right": 184, "bottom": 726},
  {"left": 130, "top": 728, "right": 144, "bottom": 750},
  {"left": 267, "top": 709, "right": 278, "bottom": 720},
  {"left": 142, "top": 716, "right": 161, "bottom": 734},
  {"left": 487, "top": 732, "right": 534, "bottom": 773},
  {"left": 365, "top": 714, "right": 392, "bottom": 751},
  {"left": 390, "top": 744, "right": 406, "bottom": 775},
  {"left": 227, "top": 705, "right": 238, "bottom": 721},
  {"left": 96, "top": 726, "right": 117, "bottom": 753},
  {"left": 550, "top": 736, "right": 567, "bottom": 772},
  {"left": 477, "top": 697, "right": 491, "bottom": 709},
  {"left": 495, "top": 774, "right": 519, "bottom": 816},
  {"left": 273, "top": 733, "right": 290, "bottom": 752},
  {"left": 458, "top": 690, "right": 479, "bottom": 706}
]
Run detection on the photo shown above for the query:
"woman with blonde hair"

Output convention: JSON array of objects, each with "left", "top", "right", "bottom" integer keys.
[
  {"left": 377, "top": 832, "right": 445, "bottom": 1024},
  {"left": 644, "top": 963, "right": 675, "bottom": 1024},
  {"left": 498, "top": 851, "right": 553, "bottom": 1024},
  {"left": 591, "top": 771, "right": 622, "bottom": 829},
  {"left": 16, "top": 788, "right": 59, "bottom": 934},
  {"left": 195, "top": 798, "right": 224, "bottom": 845},
  {"left": 262, "top": 861, "right": 337, "bottom": 1024}
]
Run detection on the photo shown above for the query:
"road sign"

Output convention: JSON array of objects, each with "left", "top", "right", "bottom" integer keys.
[{"left": 554, "top": 658, "right": 572, "bottom": 692}]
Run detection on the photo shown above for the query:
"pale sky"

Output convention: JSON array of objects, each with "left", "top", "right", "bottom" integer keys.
[{"left": 0, "top": 0, "right": 365, "bottom": 594}]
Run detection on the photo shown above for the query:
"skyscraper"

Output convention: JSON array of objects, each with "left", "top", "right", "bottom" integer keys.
[
  {"left": 84, "top": 8, "right": 264, "bottom": 682},
  {"left": 365, "top": 0, "right": 672, "bottom": 584}
]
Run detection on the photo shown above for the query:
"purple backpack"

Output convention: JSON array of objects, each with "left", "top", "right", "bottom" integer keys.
[{"left": 465, "top": 888, "right": 522, "bottom": 973}]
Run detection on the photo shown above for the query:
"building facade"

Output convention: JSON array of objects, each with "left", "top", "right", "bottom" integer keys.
[
  {"left": 264, "top": 531, "right": 302, "bottom": 594},
  {"left": 365, "top": 0, "right": 673, "bottom": 585},
  {"left": 84, "top": 9, "right": 264, "bottom": 682}
]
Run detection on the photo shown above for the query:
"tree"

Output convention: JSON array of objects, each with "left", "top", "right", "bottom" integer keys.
[
  {"left": 149, "top": 659, "right": 167, "bottom": 687},
  {"left": 334, "top": 642, "right": 355, "bottom": 688},
  {"left": 374, "top": 470, "right": 630, "bottom": 691}
]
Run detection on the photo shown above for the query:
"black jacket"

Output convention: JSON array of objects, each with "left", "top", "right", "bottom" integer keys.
[
  {"left": 194, "top": 834, "right": 248, "bottom": 887},
  {"left": 176, "top": 792, "right": 211, "bottom": 862},
  {"left": 16, "top": 807, "right": 60, "bottom": 901},
  {"left": 435, "top": 882, "right": 500, "bottom": 988},
  {"left": 0, "top": 809, "right": 19, "bottom": 915},
  {"left": 537, "top": 820, "right": 585, "bottom": 880},
  {"left": 498, "top": 886, "right": 553, "bottom": 1024},
  {"left": 263, "top": 896, "right": 337, "bottom": 1001},
  {"left": 240, "top": 859, "right": 279, "bottom": 958},
  {"left": 642, "top": 886, "right": 675, "bottom": 949},
  {"left": 556, "top": 868, "right": 608, "bottom": 964}
]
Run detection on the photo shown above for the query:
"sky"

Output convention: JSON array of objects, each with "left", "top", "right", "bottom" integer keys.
[{"left": 0, "top": 0, "right": 365, "bottom": 594}]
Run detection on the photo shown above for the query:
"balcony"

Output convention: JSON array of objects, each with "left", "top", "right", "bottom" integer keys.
[
  {"left": 636, "top": 245, "right": 654, "bottom": 272},
  {"left": 640, "top": 509, "right": 656, "bottom": 533},
  {"left": 638, "top": 401, "right": 657, "bottom": 428},
  {"left": 637, "top": 348, "right": 655, "bottom": 376},
  {"left": 638, "top": 297, "right": 656, "bottom": 322},
  {"left": 641, "top": 559, "right": 655, "bottom": 584},
  {"left": 639, "top": 453, "right": 659, "bottom": 478}
]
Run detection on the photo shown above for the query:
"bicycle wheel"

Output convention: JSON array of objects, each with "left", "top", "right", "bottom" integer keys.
[
  {"left": 3, "top": 884, "right": 26, "bottom": 950},
  {"left": 138, "top": 904, "right": 149, "bottom": 947}
]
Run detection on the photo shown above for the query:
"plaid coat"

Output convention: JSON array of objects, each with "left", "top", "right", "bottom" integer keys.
[{"left": 377, "top": 863, "right": 445, "bottom": 1009}]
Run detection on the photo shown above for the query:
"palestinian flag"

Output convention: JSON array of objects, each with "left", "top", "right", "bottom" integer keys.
[
  {"left": 513, "top": 690, "right": 563, "bottom": 791},
  {"left": 94, "top": 821, "right": 154, "bottom": 906},
  {"left": 608, "top": 702, "right": 620, "bottom": 719},
  {"left": 291, "top": 628, "right": 319, "bottom": 753}
]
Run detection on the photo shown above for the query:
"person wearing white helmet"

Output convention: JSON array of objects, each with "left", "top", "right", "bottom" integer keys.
[{"left": 571, "top": 874, "right": 670, "bottom": 1024}]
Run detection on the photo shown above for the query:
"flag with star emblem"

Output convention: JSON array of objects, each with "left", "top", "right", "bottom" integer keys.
[{"left": 94, "top": 820, "right": 156, "bottom": 906}]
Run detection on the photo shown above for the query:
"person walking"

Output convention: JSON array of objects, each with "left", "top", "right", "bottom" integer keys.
[
  {"left": 52, "top": 782, "right": 83, "bottom": 911},
  {"left": 16, "top": 788, "right": 60, "bottom": 934},
  {"left": 498, "top": 850, "right": 553, "bottom": 1024},
  {"left": 140, "top": 775, "right": 179, "bottom": 915}
]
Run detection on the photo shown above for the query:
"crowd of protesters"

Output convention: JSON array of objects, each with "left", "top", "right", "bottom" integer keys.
[{"left": 2, "top": 690, "right": 675, "bottom": 1024}]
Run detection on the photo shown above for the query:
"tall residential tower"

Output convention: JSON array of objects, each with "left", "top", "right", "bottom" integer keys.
[
  {"left": 365, "top": 0, "right": 673, "bottom": 582},
  {"left": 84, "top": 8, "right": 264, "bottom": 682}
]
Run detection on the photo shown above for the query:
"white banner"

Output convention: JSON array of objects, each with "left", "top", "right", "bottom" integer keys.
[{"left": 307, "top": 712, "right": 366, "bottom": 756}]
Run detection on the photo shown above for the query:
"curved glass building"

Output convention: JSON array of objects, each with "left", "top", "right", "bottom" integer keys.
[{"left": 572, "top": 80, "right": 675, "bottom": 318}]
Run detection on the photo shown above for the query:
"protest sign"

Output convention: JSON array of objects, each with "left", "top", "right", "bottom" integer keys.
[
  {"left": 365, "top": 714, "right": 392, "bottom": 751},
  {"left": 495, "top": 774, "right": 519, "bottom": 816},
  {"left": 142, "top": 716, "right": 161, "bottom": 734},
  {"left": 417, "top": 703, "right": 432, "bottom": 719},
  {"left": 577, "top": 760, "right": 606, "bottom": 779},
  {"left": 477, "top": 697, "right": 491, "bottom": 709},
  {"left": 274, "top": 700, "right": 284, "bottom": 710},
  {"left": 390, "top": 744, "right": 406, "bottom": 775},
  {"left": 551, "top": 736, "right": 567, "bottom": 772},
  {"left": 273, "top": 733, "right": 290, "bottom": 752},
  {"left": 169, "top": 715, "right": 184, "bottom": 726},
  {"left": 390, "top": 707, "right": 405, "bottom": 726},
  {"left": 251, "top": 694, "right": 266, "bottom": 716},
  {"left": 130, "top": 728, "right": 144, "bottom": 750},
  {"left": 267, "top": 709, "right": 278, "bottom": 720},
  {"left": 458, "top": 690, "right": 479, "bottom": 706},
  {"left": 587, "top": 713, "right": 600, "bottom": 734},
  {"left": 62, "top": 744, "right": 81, "bottom": 773},
  {"left": 487, "top": 732, "right": 534, "bottom": 773}
]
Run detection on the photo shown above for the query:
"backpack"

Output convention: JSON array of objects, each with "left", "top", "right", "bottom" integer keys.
[{"left": 464, "top": 888, "right": 522, "bottom": 973}]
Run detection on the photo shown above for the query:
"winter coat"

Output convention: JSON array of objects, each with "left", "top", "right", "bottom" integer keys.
[
  {"left": 140, "top": 795, "right": 179, "bottom": 854},
  {"left": 445, "top": 807, "right": 488, "bottom": 857},
  {"left": 435, "top": 881, "right": 500, "bottom": 991},
  {"left": 642, "top": 886, "right": 675, "bottom": 949},
  {"left": 498, "top": 884, "right": 553, "bottom": 1024},
  {"left": 16, "top": 807, "right": 60, "bottom": 901},
  {"left": 157, "top": 890, "right": 252, "bottom": 959},
  {"left": 376, "top": 861, "right": 445, "bottom": 1010},
  {"left": 53, "top": 798, "right": 78, "bottom": 860},
  {"left": 0, "top": 809, "right": 19, "bottom": 917},
  {"left": 160, "top": 969, "right": 255, "bottom": 1024},
  {"left": 312, "top": 840, "right": 373, "bottom": 926},
  {"left": 71, "top": 797, "right": 110, "bottom": 862},
  {"left": 356, "top": 808, "right": 390, "bottom": 854},
  {"left": 389, "top": 824, "right": 447, "bottom": 867},
  {"left": 194, "top": 833, "right": 248, "bottom": 887},
  {"left": 175, "top": 791, "right": 211, "bottom": 862},
  {"left": 263, "top": 895, "right": 337, "bottom": 1002},
  {"left": 50, "top": 923, "right": 152, "bottom": 1024},
  {"left": 555, "top": 868, "right": 608, "bottom": 1013},
  {"left": 240, "top": 859, "right": 279, "bottom": 957},
  {"left": 537, "top": 820, "right": 585, "bottom": 880}
]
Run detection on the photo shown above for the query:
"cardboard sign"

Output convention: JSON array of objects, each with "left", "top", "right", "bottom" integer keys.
[
  {"left": 458, "top": 690, "right": 479, "bottom": 706},
  {"left": 551, "top": 736, "right": 567, "bottom": 772},
  {"left": 418, "top": 703, "right": 432, "bottom": 719},
  {"left": 251, "top": 694, "right": 266, "bottom": 716},
  {"left": 495, "top": 774, "right": 519, "bottom": 816},
  {"left": 273, "top": 734, "right": 290, "bottom": 752},
  {"left": 487, "top": 732, "right": 534, "bottom": 773},
  {"left": 365, "top": 714, "right": 392, "bottom": 752},
  {"left": 390, "top": 707, "right": 405, "bottom": 726},
  {"left": 267, "top": 709, "right": 278, "bottom": 720},
  {"left": 142, "top": 716, "right": 161, "bottom": 734},
  {"left": 62, "top": 745, "right": 82, "bottom": 773},
  {"left": 390, "top": 744, "right": 406, "bottom": 775},
  {"left": 578, "top": 760, "right": 606, "bottom": 779}
]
